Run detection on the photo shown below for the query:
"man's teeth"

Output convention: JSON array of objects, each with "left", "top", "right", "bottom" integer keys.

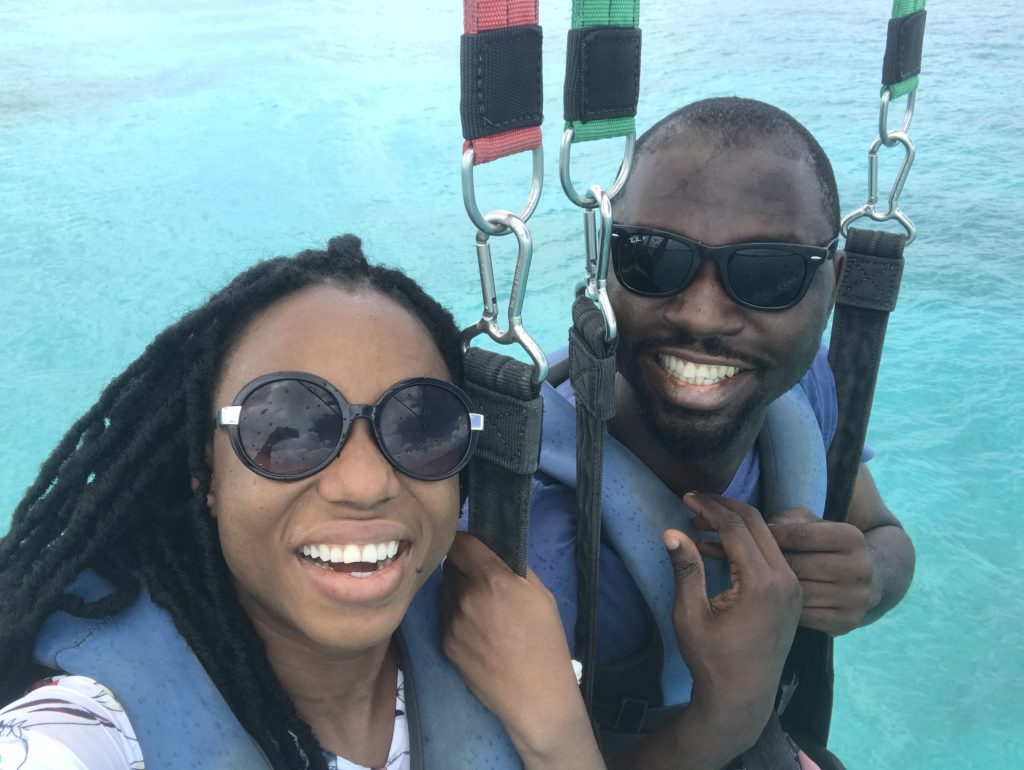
[
  {"left": 658, "top": 354, "right": 740, "bottom": 385},
  {"left": 299, "top": 540, "right": 400, "bottom": 571}
]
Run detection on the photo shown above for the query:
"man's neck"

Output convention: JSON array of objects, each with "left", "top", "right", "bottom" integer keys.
[{"left": 609, "top": 376, "right": 763, "bottom": 498}]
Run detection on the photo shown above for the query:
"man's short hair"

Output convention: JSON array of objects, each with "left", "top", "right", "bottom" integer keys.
[{"left": 622, "top": 97, "right": 840, "bottom": 233}]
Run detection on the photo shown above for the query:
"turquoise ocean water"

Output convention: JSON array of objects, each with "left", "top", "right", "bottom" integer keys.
[{"left": 2, "top": 1, "right": 1022, "bottom": 765}]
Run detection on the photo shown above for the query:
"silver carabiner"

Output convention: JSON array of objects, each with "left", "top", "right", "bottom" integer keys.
[
  {"left": 575, "top": 185, "right": 617, "bottom": 342},
  {"left": 841, "top": 130, "right": 917, "bottom": 244},
  {"left": 461, "top": 146, "right": 544, "bottom": 236},
  {"left": 559, "top": 127, "right": 635, "bottom": 210},
  {"left": 878, "top": 88, "right": 916, "bottom": 147},
  {"left": 461, "top": 210, "right": 549, "bottom": 383}
]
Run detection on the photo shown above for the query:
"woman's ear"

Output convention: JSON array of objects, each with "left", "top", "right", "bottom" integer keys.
[{"left": 192, "top": 441, "right": 217, "bottom": 516}]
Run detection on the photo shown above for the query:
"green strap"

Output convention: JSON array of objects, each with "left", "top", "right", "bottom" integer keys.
[
  {"left": 886, "top": 0, "right": 926, "bottom": 97},
  {"left": 566, "top": 0, "right": 640, "bottom": 143},
  {"left": 572, "top": 0, "right": 638, "bottom": 27}
]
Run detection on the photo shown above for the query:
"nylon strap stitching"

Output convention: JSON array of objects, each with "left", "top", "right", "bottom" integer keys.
[
  {"left": 565, "top": 0, "right": 640, "bottom": 143},
  {"left": 884, "top": 0, "right": 926, "bottom": 97},
  {"left": 462, "top": 0, "right": 542, "bottom": 164}
]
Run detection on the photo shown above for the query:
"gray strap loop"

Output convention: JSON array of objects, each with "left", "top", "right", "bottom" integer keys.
[
  {"left": 568, "top": 298, "right": 617, "bottom": 710},
  {"left": 465, "top": 348, "right": 542, "bottom": 575},
  {"left": 825, "top": 227, "right": 906, "bottom": 523},
  {"left": 836, "top": 228, "right": 906, "bottom": 313}
]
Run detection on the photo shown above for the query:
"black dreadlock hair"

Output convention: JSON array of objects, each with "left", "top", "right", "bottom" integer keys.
[
  {"left": 0, "top": 234, "right": 464, "bottom": 770},
  {"left": 618, "top": 96, "right": 841, "bottom": 235}
]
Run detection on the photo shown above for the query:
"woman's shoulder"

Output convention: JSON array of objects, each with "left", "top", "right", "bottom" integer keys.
[{"left": 0, "top": 675, "right": 143, "bottom": 769}]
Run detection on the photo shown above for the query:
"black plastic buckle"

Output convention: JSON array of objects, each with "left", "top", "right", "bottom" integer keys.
[{"left": 612, "top": 697, "right": 649, "bottom": 734}]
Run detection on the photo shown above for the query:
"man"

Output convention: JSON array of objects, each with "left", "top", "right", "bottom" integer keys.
[{"left": 528, "top": 97, "right": 916, "bottom": 768}]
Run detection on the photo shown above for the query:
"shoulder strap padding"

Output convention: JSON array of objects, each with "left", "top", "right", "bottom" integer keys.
[
  {"left": 34, "top": 571, "right": 272, "bottom": 768},
  {"left": 539, "top": 374, "right": 826, "bottom": 704}
]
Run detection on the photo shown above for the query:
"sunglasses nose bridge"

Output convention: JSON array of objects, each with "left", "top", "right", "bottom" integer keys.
[{"left": 662, "top": 256, "right": 746, "bottom": 334}]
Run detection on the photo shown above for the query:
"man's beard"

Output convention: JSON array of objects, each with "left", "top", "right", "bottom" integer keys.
[{"left": 617, "top": 335, "right": 773, "bottom": 462}]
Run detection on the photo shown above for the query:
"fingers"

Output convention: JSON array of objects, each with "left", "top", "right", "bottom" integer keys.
[
  {"left": 663, "top": 528, "right": 710, "bottom": 624},
  {"left": 768, "top": 518, "right": 862, "bottom": 554},
  {"left": 444, "top": 531, "right": 512, "bottom": 578},
  {"left": 765, "top": 507, "right": 818, "bottom": 526},
  {"left": 684, "top": 493, "right": 785, "bottom": 572}
]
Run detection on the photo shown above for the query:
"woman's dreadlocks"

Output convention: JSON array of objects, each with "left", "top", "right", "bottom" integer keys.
[{"left": 0, "top": 234, "right": 464, "bottom": 769}]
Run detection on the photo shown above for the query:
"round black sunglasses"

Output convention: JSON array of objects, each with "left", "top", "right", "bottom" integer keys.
[{"left": 216, "top": 372, "right": 484, "bottom": 481}]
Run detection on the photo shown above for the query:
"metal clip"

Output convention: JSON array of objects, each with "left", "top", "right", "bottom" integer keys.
[
  {"left": 841, "top": 130, "right": 917, "bottom": 244},
  {"left": 841, "top": 89, "right": 918, "bottom": 244},
  {"left": 462, "top": 146, "right": 544, "bottom": 236},
  {"left": 878, "top": 88, "right": 916, "bottom": 146},
  {"left": 575, "top": 185, "right": 617, "bottom": 342},
  {"left": 461, "top": 210, "right": 549, "bottom": 383},
  {"left": 559, "top": 128, "right": 635, "bottom": 210}
]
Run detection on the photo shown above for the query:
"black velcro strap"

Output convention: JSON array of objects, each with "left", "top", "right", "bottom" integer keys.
[
  {"left": 564, "top": 26, "right": 642, "bottom": 122},
  {"left": 464, "top": 348, "right": 543, "bottom": 575},
  {"left": 882, "top": 10, "right": 927, "bottom": 85},
  {"left": 569, "top": 299, "right": 617, "bottom": 421},
  {"left": 825, "top": 228, "right": 906, "bottom": 523},
  {"left": 836, "top": 229, "right": 906, "bottom": 313},
  {"left": 460, "top": 25, "right": 544, "bottom": 140},
  {"left": 568, "top": 299, "right": 618, "bottom": 709}
]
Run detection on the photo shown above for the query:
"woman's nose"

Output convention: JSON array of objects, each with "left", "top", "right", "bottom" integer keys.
[{"left": 315, "top": 418, "right": 401, "bottom": 509}]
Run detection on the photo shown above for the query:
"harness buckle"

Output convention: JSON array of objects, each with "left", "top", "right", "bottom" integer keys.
[{"left": 612, "top": 697, "right": 649, "bottom": 734}]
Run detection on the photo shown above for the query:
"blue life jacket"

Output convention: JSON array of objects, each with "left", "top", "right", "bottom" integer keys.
[
  {"left": 33, "top": 569, "right": 519, "bottom": 769},
  {"left": 537, "top": 377, "right": 827, "bottom": 706}
]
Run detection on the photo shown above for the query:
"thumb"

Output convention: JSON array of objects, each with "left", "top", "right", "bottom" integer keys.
[{"left": 663, "top": 528, "right": 709, "bottom": 620}]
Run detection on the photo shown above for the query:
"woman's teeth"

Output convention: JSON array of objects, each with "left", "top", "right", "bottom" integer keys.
[
  {"left": 299, "top": 541, "right": 400, "bottom": 576},
  {"left": 658, "top": 354, "right": 740, "bottom": 385}
]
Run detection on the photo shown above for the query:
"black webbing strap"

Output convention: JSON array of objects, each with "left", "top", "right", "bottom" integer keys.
[
  {"left": 728, "top": 714, "right": 801, "bottom": 770},
  {"left": 563, "top": 26, "right": 642, "bottom": 122},
  {"left": 882, "top": 10, "right": 927, "bottom": 86},
  {"left": 825, "top": 227, "right": 906, "bottom": 522},
  {"left": 568, "top": 298, "right": 617, "bottom": 708},
  {"left": 460, "top": 25, "right": 544, "bottom": 140},
  {"left": 464, "top": 347, "right": 544, "bottom": 575},
  {"left": 777, "top": 228, "right": 906, "bottom": 754}
]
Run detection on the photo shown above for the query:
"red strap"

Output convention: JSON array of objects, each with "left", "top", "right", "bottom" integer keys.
[
  {"left": 464, "top": 0, "right": 542, "bottom": 164},
  {"left": 464, "top": 0, "right": 538, "bottom": 33}
]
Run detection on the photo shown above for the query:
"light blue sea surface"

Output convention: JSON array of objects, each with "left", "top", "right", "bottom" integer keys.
[{"left": 2, "top": 1, "right": 1022, "bottom": 766}]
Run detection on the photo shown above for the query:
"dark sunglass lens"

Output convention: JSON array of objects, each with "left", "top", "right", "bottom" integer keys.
[
  {"left": 729, "top": 248, "right": 809, "bottom": 309},
  {"left": 379, "top": 384, "right": 470, "bottom": 479},
  {"left": 615, "top": 231, "right": 696, "bottom": 295},
  {"left": 238, "top": 380, "right": 343, "bottom": 476}
]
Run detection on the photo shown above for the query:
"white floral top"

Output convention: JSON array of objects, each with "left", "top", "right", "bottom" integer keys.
[{"left": 0, "top": 674, "right": 410, "bottom": 770}]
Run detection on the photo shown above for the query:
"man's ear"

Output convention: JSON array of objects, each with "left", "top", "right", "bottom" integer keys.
[{"left": 828, "top": 249, "right": 846, "bottom": 313}]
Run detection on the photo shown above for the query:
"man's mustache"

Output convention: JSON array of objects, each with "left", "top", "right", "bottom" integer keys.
[{"left": 630, "top": 334, "right": 769, "bottom": 371}]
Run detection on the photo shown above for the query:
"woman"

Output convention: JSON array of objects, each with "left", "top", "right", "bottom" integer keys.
[{"left": 0, "top": 235, "right": 602, "bottom": 770}]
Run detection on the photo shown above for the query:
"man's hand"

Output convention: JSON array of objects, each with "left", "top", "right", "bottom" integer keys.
[
  {"left": 696, "top": 504, "right": 879, "bottom": 636},
  {"left": 766, "top": 507, "right": 879, "bottom": 635},
  {"left": 438, "top": 533, "right": 604, "bottom": 770},
  {"left": 665, "top": 493, "right": 803, "bottom": 750}
]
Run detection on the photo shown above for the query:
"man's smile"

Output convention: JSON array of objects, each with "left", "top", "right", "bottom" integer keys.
[
  {"left": 644, "top": 351, "right": 757, "bottom": 412},
  {"left": 656, "top": 353, "right": 743, "bottom": 386}
]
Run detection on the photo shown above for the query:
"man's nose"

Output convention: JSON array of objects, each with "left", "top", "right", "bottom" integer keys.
[
  {"left": 315, "top": 418, "right": 401, "bottom": 510},
  {"left": 662, "top": 260, "right": 745, "bottom": 337}
]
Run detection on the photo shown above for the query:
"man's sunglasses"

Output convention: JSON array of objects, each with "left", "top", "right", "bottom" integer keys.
[
  {"left": 217, "top": 372, "right": 484, "bottom": 481},
  {"left": 610, "top": 224, "right": 840, "bottom": 311}
]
